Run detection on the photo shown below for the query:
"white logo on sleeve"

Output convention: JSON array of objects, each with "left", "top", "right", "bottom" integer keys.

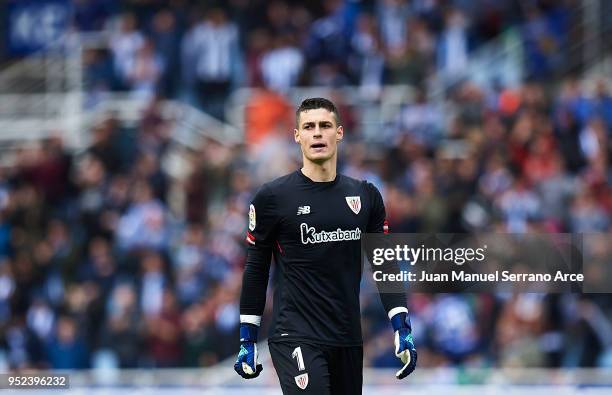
[
  {"left": 297, "top": 206, "right": 310, "bottom": 215},
  {"left": 248, "top": 204, "right": 256, "bottom": 231},
  {"left": 345, "top": 196, "right": 361, "bottom": 214}
]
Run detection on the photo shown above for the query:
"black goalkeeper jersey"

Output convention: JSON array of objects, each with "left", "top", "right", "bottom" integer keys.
[{"left": 240, "top": 169, "right": 406, "bottom": 346}]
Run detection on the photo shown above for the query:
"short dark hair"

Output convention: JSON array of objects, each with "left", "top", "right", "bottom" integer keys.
[{"left": 296, "top": 97, "right": 341, "bottom": 127}]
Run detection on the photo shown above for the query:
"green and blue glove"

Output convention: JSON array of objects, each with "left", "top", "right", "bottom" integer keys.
[
  {"left": 391, "top": 312, "right": 417, "bottom": 379},
  {"left": 234, "top": 323, "right": 263, "bottom": 379}
]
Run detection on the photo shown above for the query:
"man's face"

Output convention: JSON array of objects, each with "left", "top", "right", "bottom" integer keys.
[{"left": 294, "top": 108, "right": 343, "bottom": 164}]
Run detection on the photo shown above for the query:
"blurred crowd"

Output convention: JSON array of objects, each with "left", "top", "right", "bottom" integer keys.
[
  {"left": 74, "top": 0, "right": 572, "bottom": 117},
  {"left": 354, "top": 73, "right": 612, "bottom": 370},
  {"left": 0, "top": 0, "right": 611, "bottom": 374},
  {"left": 1, "top": 75, "right": 611, "bottom": 370}
]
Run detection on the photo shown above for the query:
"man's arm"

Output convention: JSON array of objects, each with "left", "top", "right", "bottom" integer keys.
[
  {"left": 239, "top": 239, "right": 273, "bottom": 325},
  {"left": 366, "top": 182, "right": 408, "bottom": 315},
  {"left": 366, "top": 182, "right": 417, "bottom": 379},
  {"left": 235, "top": 184, "right": 277, "bottom": 379}
]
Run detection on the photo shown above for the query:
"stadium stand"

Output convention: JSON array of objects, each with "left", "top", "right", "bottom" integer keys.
[{"left": 0, "top": 0, "right": 611, "bottom": 384}]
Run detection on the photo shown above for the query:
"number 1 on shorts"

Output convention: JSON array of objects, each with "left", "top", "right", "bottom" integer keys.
[{"left": 292, "top": 347, "right": 305, "bottom": 371}]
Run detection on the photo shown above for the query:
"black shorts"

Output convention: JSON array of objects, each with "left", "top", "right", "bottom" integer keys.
[{"left": 268, "top": 340, "right": 363, "bottom": 395}]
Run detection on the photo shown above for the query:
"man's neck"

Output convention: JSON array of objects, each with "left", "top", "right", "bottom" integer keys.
[{"left": 301, "top": 158, "right": 337, "bottom": 182}]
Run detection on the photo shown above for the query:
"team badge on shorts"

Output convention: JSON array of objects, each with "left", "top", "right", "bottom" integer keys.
[
  {"left": 294, "top": 373, "right": 309, "bottom": 389},
  {"left": 345, "top": 196, "right": 361, "bottom": 214}
]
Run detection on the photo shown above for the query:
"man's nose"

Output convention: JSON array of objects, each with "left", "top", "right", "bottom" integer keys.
[{"left": 313, "top": 126, "right": 322, "bottom": 137}]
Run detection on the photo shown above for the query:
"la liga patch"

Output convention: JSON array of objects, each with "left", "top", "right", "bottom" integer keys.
[{"left": 249, "top": 204, "right": 256, "bottom": 231}]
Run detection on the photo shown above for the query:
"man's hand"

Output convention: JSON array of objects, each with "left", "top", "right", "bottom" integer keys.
[
  {"left": 391, "top": 312, "right": 417, "bottom": 379},
  {"left": 234, "top": 323, "right": 263, "bottom": 379}
]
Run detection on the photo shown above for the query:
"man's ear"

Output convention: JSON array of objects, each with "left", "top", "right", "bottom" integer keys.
[
  {"left": 294, "top": 129, "right": 300, "bottom": 144},
  {"left": 336, "top": 125, "right": 344, "bottom": 142}
]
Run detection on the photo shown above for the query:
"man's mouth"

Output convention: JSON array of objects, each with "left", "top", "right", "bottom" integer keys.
[{"left": 310, "top": 143, "right": 327, "bottom": 149}]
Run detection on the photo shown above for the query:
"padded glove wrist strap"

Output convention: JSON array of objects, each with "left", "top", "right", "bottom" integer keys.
[
  {"left": 391, "top": 312, "right": 411, "bottom": 332},
  {"left": 240, "top": 323, "right": 259, "bottom": 342}
]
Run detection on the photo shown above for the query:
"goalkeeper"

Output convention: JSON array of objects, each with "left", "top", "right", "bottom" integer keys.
[{"left": 234, "top": 98, "right": 417, "bottom": 394}]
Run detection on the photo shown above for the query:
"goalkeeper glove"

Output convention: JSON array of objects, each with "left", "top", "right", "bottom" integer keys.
[
  {"left": 234, "top": 323, "right": 263, "bottom": 379},
  {"left": 391, "top": 312, "right": 417, "bottom": 379}
]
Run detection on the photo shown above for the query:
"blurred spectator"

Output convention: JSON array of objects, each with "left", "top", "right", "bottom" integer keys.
[
  {"left": 150, "top": 9, "right": 182, "bottom": 98},
  {"left": 139, "top": 251, "right": 168, "bottom": 317},
  {"left": 109, "top": 13, "right": 145, "bottom": 90},
  {"left": 26, "top": 299, "right": 54, "bottom": 344},
  {"left": 145, "top": 289, "right": 181, "bottom": 367},
  {"left": 124, "top": 38, "right": 165, "bottom": 100},
  {"left": 117, "top": 181, "right": 170, "bottom": 252},
  {"left": 183, "top": 7, "right": 241, "bottom": 120},
  {"left": 181, "top": 302, "right": 217, "bottom": 367},
  {"left": 580, "top": 118, "right": 608, "bottom": 164},
  {"left": 172, "top": 225, "right": 207, "bottom": 305},
  {"left": 395, "top": 87, "right": 443, "bottom": 147},
  {"left": 496, "top": 294, "right": 547, "bottom": 367},
  {"left": 88, "top": 116, "right": 123, "bottom": 175},
  {"left": 376, "top": 0, "right": 412, "bottom": 52},
  {"left": 76, "top": 155, "right": 108, "bottom": 236},
  {"left": 138, "top": 98, "right": 172, "bottom": 155},
  {"left": 265, "top": 1, "right": 294, "bottom": 37},
  {"left": 260, "top": 32, "right": 304, "bottom": 94},
  {"left": 349, "top": 13, "right": 384, "bottom": 97},
  {"left": 132, "top": 150, "right": 168, "bottom": 202},
  {"left": 244, "top": 89, "right": 293, "bottom": 146},
  {"left": 30, "top": 137, "right": 72, "bottom": 207},
  {"left": 45, "top": 316, "right": 89, "bottom": 369},
  {"left": 522, "top": 5, "right": 566, "bottom": 80},
  {"left": 78, "top": 237, "right": 117, "bottom": 298},
  {"left": 244, "top": 28, "right": 270, "bottom": 88},
  {"left": 535, "top": 155, "right": 576, "bottom": 225},
  {"left": 569, "top": 189, "right": 609, "bottom": 232},
  {"left": 497, "top": 177, "right": 541, "bottom": 232},
  {"left": 3, "top": 316, "right": 43, "bottom": 369},
  {"left": 100, "top": 283, "right": 142, "bottom": 368},
  {"left": 586, "top": 80, "right": 612, "bottom": 129},
  {"left": 437, "top": 7, "right": 471, "bottom": 84},
  {"left": 83, "top": 48, "right": 116, "bottom": 106},
  {"left": 304, "top": 0, "right": 350, "bottom": 81},
  {"left": 428, "top": 295, "right": 480, "bottom": 363},
  {"left": 385, "top": 17, "right": 434, "bottom": 86}
]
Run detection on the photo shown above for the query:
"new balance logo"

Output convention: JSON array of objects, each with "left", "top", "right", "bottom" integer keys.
[{"left": 297, "top": 206, "right": 311, "bottom": 215}]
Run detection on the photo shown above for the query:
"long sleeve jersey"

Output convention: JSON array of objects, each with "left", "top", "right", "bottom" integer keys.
[{"left": 240, "top": 169, "right": 406, "bottom": 346}]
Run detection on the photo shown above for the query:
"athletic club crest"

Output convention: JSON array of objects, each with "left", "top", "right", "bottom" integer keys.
[
  {"left": 294, "top": 373, "right": 309, "bottom": 389},
  {"left": 345, "top": 196, "right": 361, "bottom": 214}
]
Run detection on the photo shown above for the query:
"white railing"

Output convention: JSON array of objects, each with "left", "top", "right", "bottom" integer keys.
[
  {"left": 9, "top": 367, "right": 611, "bottom": 392},
  {"left": 80, "top": 94, "right": 243, "bottom": 146},
  {"left": 0, "top": 29, "right": 242, "bottom": 156},
  {"left": 0, "top": 32, "right": 83, "bottom": 151}
]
